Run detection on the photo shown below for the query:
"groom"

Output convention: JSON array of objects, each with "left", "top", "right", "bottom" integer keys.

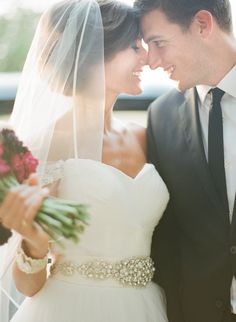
[{"left": 134, "top": 0, "right": 236, "bottom": 322}]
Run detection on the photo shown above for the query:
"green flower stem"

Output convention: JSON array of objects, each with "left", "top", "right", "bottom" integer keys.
[
  {"left": 38, "top": 221, "right": 64, "bottom": 248},
  {"left": 36, "top": 212, "right": 64, "bottom": 229},
  {"left": 42, "top": 200, "right": 79, "bottom": 216},
  {"left": 39, "top": 206, "right": 74, "bottom": 227}
]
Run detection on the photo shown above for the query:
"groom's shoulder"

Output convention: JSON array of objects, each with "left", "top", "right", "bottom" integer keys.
[{"left": 149, "top": 88, "right": 186, "bottom": 118}]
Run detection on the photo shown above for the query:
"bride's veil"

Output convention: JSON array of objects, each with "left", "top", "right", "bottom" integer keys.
[{"left": 0, "top": 0, "right": 105, "bottom": 320}]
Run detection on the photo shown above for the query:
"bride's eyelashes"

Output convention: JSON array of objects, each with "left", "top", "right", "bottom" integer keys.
[{"left": 131, "top": 42, "right": 140, "bottom": 52}]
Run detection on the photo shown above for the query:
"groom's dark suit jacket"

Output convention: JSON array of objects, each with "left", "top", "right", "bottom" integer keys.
[{"left": 148, "top": 88, "right": 236, "bottom": 322}]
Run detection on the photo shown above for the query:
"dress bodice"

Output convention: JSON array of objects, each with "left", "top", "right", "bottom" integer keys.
[
  {"left": 11, "top": 159, "right": 169, "bottom": 322},
  {"left": 52, "top": 159, "right": 169, "bottom": 261}
]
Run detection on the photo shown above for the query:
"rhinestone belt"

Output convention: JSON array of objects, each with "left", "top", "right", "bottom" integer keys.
[{"left": 50, "top": 256, "right": 155, "bottom": 287}]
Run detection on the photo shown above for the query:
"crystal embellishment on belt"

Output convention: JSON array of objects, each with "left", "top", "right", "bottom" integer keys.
[{"left": 50, "top": 256, "right": 155, "bottom": 287}]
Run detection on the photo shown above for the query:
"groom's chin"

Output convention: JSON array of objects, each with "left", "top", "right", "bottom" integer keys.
[{"left": 174, "top": 80, "right": 190, "bottom": 92}]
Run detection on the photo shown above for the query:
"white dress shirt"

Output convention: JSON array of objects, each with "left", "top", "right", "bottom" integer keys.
[{"left": 197, "top": 64, "right": 236, "bottom": 313}]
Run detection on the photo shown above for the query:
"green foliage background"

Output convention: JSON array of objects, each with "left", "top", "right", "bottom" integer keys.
[{"left": 0, "top": 8, "right": 40, "bottom": 72}]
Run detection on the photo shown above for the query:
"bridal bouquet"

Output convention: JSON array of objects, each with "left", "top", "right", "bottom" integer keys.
[{"left": 0, "top": 127, "right": 89, "bottom": 247}]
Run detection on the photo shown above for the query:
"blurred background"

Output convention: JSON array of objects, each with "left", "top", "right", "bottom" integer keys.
[{"left": 0, "top": 0, "right": 236, "bottom": 124}]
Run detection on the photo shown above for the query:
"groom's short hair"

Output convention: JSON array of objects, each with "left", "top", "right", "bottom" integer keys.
[{"left": 134, "top": 0, "right": 233, "bottom": 32}]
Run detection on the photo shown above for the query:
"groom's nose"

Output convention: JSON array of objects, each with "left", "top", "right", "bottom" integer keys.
[{"left": 148, "top": 51, "right": 162, "bottom": 70}]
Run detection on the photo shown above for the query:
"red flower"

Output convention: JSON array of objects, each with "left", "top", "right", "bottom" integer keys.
[
  {"left": 22, "top": 151, "right": 38, "bottom": 178},
  {"left": 0, "top": 159, "right": 10, "bottom": 176},
  {"left": 11, "top": 153, "right": 25, "bottom": 183},
  {"left": 11, "top": 151, "right": 38, "bottom": 183}
]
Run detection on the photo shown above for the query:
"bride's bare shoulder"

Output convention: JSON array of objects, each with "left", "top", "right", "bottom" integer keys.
[
  {"left": 127, "top": 121, "right": 145, "bottom": 137},
  {"left": 125, "top": 121, "right": 146, "bottom": 152}
]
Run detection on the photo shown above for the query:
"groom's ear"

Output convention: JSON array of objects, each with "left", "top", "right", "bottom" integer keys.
[{"left": 191, "top": 10, "right": 213, "bottom": 38}]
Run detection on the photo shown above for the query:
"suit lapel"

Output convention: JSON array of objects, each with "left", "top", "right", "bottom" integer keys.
[
  {"left": 230, "top": 197, "right": 236, "bottom": 238},
  {"left": 178, "top": 88, "right": 229, "bottom": 223}
]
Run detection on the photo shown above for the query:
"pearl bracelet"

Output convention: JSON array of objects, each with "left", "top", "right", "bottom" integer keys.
[{"left": 16, "top": 246, "right": 48, "bottom": 274}]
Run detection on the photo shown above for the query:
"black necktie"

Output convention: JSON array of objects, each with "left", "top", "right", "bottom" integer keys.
[{"left": 208, "top": 87, "right": 228, "bottom": 210}]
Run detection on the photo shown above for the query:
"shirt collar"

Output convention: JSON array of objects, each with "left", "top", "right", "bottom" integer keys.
[
  {"left": 196, "top": 85, "right": 211, "bottom": 105},
  {"left": 218, "top": 64, "right": 236, "bottom": 98},
  {"left": 196, "top": 64, "right": 236, "bottom": 104}
]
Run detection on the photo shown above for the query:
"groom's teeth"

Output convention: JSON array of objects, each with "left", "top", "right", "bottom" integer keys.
[
  {"left": 167, "top": 66, "right": 175, "bottom": 73},
  {"left": 132, "top": 72, "right": 141, "bottom": 76}
]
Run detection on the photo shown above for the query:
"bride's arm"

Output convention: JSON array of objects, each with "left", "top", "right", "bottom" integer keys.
[
  {"left": 0, "top": 175, "right": 50, "bottom": 297},
  {"left": 12, "top": 237, "right": 49, "bottom": 297}
]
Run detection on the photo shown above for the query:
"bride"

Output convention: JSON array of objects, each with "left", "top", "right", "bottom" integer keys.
[{"left": 0, "top": 0, "right": 169, "bottom": 321}]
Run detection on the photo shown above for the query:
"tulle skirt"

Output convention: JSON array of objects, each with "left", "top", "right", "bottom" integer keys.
[{"left": 11, "top": 277, "right": 168, "bottom": 322}]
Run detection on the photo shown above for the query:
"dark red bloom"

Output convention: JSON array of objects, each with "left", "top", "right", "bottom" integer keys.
[
  {"left": 0, "top": 159, "right": 10, "bottom": 176},
  {"left": 11, "top": 151, "right": 38, "bottom": 183},
  {"left": 22, "top": 151, "right": 38, "bottom": 174}
]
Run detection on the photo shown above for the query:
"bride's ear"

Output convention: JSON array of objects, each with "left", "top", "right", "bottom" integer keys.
[{"left": 191, "top": 10, "right": 213, "bottom": 38}]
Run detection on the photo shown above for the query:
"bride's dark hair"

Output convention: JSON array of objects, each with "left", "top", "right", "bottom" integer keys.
[
  {"left": 39, "top": 0, "right": 139, "bottom": 94},
  {"left": 99, "top": 0, "right": 140, "bottom": 60}
]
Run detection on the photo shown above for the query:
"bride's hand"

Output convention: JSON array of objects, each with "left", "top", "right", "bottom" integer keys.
[{"left": 0, "top": 174, "right": 49, "bottom": 258}]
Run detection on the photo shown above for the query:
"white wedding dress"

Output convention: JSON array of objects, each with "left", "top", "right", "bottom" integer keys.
[{"left": 11, "top": 159, "right": 169, "bottom": 322}]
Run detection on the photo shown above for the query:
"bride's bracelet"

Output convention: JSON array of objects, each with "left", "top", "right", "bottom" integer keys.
[{"left": 16, "top": 245, "right": 48, "bottom": 274}]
